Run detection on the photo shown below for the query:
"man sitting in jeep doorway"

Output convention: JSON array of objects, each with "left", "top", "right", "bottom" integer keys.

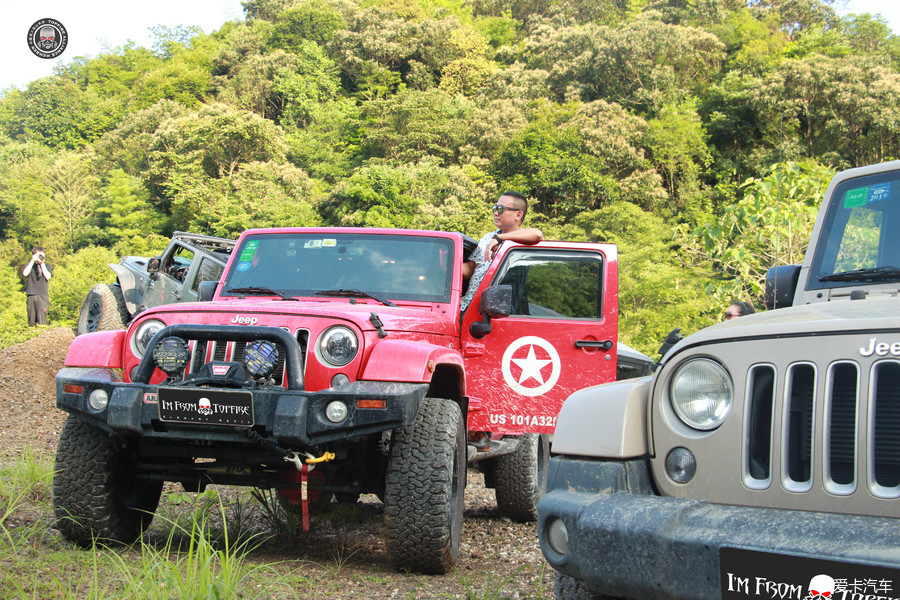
[{"left": 461, "top": 192, "right": 543, "bottom": 313}]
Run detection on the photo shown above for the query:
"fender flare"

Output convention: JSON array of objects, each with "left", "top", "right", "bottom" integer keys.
[
  {"left": 361, "top": 339, "right": 465, "bottom": 385},
  {"left": 552, "top": 376, "right": 653, "bottom": 458},
  {"left": 64, "top": 330, "right": 126, "bottom": 369},
  {"left": 108, "top": 263, "right": 139, "bottom": 315}
]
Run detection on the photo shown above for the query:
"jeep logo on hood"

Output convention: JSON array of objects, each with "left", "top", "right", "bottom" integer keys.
[{"left": 231, "top": 315, "right": 259, "bottom": 326}]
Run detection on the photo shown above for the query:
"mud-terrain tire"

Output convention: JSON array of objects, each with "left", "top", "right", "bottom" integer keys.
[
  {"left": 493, "top": 433, "right": 550, "bottom": 522},
  {"left": 76, "top": 283, "right": 130, "bottom": 335},
  {"left": 384, "top": 398, "right": 465, "bottom": 574},
  {"left": 554, "top": 571, "right": 617, "bottom": 600},
  {"left": 54, "top": 415, "right": 161, "bottom": 546}
]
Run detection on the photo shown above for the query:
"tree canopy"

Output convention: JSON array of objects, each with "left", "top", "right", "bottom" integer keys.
[{"left": 0, "top": 0, "right": 896, "bottom": 354}]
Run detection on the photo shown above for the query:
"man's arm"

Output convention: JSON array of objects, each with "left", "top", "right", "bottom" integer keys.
[
  {"left": 497, "top": 228, "right": 543, "bottom": 244},
  {"left": 40, "top": 263, "right": 51, "bottom": 280},
  {"left": 22, "top": 260, "right": 34, "bottom": 277}
]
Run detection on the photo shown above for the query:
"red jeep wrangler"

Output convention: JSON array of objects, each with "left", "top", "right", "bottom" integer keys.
[{"left": 54, "top": 227, "right": 621, "bottom": 573}]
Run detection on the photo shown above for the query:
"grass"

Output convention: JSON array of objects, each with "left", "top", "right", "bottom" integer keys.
[{"left": 0, "top": 451, "right": 553, "bottom": 599}]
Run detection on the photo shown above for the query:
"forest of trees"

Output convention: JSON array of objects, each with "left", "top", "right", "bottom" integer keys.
[{"left": 0, "top": 0, "right": 897, "bottom": 354}]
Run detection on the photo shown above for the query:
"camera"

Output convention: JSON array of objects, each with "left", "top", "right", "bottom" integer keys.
[{"left": 34, "top": 252, "right": 45, "bottom": 263}]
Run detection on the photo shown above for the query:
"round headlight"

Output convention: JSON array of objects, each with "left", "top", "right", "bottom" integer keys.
[
  {"left": 132, "top": 319, "right": 166, "bottom": 357},
  {"left": 153, "top": 336, "right": 191, "bottom": 376},
  {"left": 670, "top": 358, "right": 733, "bottom": 430},
  {"left": 317, "top": 326, "right": 359, "bottom": 367}
]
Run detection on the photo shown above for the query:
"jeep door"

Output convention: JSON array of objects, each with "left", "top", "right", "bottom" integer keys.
[{"left": 460, "top": 242, "right": 618, "bottom": 434}]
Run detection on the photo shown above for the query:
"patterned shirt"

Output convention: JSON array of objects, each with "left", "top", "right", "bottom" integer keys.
[{"left": 460, "top": 229, "right": 499, "bottom": 313}]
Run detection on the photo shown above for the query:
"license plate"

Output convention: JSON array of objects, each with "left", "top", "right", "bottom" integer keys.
[
  {"left": 721, "top": 547, "right": 900, "bottom": 599},
  {"left": 158, "top": 387, "right": 254, "bottom": 427}
]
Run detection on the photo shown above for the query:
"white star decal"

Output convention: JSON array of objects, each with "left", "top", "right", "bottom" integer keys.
[{"left": 511, "top": 345, "right": 552, "bottom": 385}]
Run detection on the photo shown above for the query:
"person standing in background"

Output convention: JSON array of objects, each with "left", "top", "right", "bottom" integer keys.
[
  {"left": 724, "top": 300, "right": 755, "bottom": 321},
  {"left": 23, "top": 246, "right": 52, "bottom": 326}
]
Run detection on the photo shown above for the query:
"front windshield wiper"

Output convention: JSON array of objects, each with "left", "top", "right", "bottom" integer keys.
[
  {"left": 818, "top": 266, "right": 900, "bottom": 282},
  {"left": 225, "top": 286, "right": 297, "bottom": 300},
  {"left": 315, "top": 289, "right": 396, "bottom": 307}
]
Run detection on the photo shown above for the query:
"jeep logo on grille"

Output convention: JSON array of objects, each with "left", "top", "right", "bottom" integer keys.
[
  {"left": 859, "top": 337, "right": 900, "bottom": 357},
  {"left": 231, "top": 315, "right": 258, "bottom": 326}
]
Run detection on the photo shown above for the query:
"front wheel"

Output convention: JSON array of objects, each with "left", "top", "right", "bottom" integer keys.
[
  {"left": 493, "top": 433, "right": 550, "bottom": 522},
  {"left": 76, "top": 283, "right": 130, "bottom": 335},
  {"left": 53, "top": 415, "right": 161, "bottom": 546},
  {"left": 383, "top": 398, "right": 465, "bottom": 574}
]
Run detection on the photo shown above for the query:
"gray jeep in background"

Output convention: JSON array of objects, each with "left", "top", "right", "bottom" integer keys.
[
  {"left": 76, "top": 232, "right": 235, "bottom": 334},
  {"left": 538, "top": 160, "right": 900, "bottom": 599}
]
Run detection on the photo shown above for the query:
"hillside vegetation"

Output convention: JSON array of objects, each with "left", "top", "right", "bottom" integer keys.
[{"left": 1, "top": 0, "right": 898, "bottom": 354}]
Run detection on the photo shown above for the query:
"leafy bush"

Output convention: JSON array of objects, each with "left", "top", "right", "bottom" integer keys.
[{"left": 49, "top": 246, "right": 120, "bottom": 324}]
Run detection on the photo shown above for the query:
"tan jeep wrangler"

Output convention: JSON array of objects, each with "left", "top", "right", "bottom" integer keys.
[{"left": 538, "top": 161, "right": 900, "bottom": 600}]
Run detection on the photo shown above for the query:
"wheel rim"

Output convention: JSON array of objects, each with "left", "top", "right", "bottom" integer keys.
[{"left": 86, "top": 298, "right": 103, "bottom": 332}]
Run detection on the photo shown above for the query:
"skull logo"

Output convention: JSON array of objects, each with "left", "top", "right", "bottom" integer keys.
[
  {"left": 806, "top": 574, "right": 835, "bottom": 599},
  {"left": 38, "top": 26, "right": 57, "bottom": 50},
  {"left": 198, "top": 397, "right": 213, "bottom": 416}
]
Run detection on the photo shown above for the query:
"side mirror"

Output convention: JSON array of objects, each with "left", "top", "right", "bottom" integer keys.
[
  {"left": 765, "top": 264, "right": 801, "bottom": 310},
  {"left": 469, "top": 285, "right": 513, "bottom": 339},
  {"left": 147, "top": 257, "right": 161, "bottom": 274},
  {"left": 198, "top": 280, "right": 218, "bottom": 302}
]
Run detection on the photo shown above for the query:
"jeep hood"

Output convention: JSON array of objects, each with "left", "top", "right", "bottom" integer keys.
[
  {"left": 136, "top": 299, "right": 455, "bottom": 336},
  {"left": 664, "top": 295, "right": 900, "bottom": 362}
]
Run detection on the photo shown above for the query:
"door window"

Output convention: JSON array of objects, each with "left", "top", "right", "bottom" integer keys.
[{"left": 493, "top": 250, "right": 603, "bottom": 319}]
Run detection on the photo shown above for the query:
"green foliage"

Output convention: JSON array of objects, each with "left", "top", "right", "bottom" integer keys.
[
  {"left": 49, "top": 246, "right": 120, "bottom": 323},
  {"left": 0, "top": 0, "right": 896, "bottom": 356},
  {"left": 688, "top": 161, "right": 834, "bottom": 303}
]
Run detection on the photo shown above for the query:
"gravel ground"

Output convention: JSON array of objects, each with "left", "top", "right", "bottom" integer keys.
[{"left": 0, "top": 328, "right": 554, "bottom": 599}]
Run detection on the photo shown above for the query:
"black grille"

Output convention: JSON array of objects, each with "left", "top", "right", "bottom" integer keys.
[{"left": 185, "top": 330, "right": 307, "bottom": 386}]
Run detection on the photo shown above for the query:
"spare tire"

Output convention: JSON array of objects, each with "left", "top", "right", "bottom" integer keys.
[{"left": 76, "top": 283, "right": 130, "bottom": 335}]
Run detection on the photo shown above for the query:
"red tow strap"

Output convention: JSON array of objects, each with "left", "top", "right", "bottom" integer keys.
[{"left": 301, "top": 463, "right": 310, "bottom": 531}]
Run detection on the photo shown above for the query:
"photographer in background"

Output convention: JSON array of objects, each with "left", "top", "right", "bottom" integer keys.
[{"left": 22, "top": 246, "right": 52, "bottom": 326}]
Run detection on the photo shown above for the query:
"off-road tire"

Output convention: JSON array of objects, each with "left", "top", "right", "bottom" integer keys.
[
  {"left": 384, "top": 398, "right": 465, "bottom": 574},
  {"left": 76, "top": 283, "right": 130, "bottom": 335},
  {"left": 53, "top": 415, "right": 161, "bottom": 546},
  {"left": 554, "top": 571, "right": 617, "bottom": 600},
  {"left": 493, "top": 433, "right": 550, "bottom": 522}
]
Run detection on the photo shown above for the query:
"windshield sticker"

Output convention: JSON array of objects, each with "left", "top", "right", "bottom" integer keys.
[
  {"left": 843, "top": 187, "right": 868, "bottom": 208},
  {"left": 323, "top": 239, "right": 336, "bottom": 247},
  {"left": 304, "top": 240, "right": 323, "bottom": 249},
  {"left": 869, "top": 182, "right": 890, "bottom": 202},
  {"left": 239, "top": 241, "right": 258, "bottom": 261},
  {"left": 844, "top": 183, "right": 891, "bottom": 208},
  {"left": 501, "top": 336, "right": 561, "bottom": 397},
  {"left": 237, "top": 261, "right": 251, "bottom": 272}
]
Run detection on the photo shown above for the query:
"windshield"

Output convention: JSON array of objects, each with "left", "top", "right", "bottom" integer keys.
[
  {"left": 810, "top": 170, "right": 900, "bottom": 288},
  {"left": 221, "top": 233, "right": 454, "bottom": 303}
]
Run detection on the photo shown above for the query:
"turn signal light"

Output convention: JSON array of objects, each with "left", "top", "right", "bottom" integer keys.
[{"left": 356, "top": 399, "right": 387, "bottom": 409}]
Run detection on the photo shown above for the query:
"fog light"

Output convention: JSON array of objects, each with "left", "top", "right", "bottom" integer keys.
[
  {"left": 88, "top": 388, "right": 109, "bottom": 412},
  {"left": 546, "top": 517, "right": 569, "bottom": 555},
  {"left": 325, "top": 400, "right": 348, "bottom": 423},
  {"left": 153, "top": 336, "right": 190, "bottom": 376},
  {"left": 331, "top": 373, "right": 350, "bottom": 388},
  {"left": 244, "top": 340, "right": 279, "bottom": 378},
  {"left": 666, "top": 447, "right": 697, "bottom": 483}
]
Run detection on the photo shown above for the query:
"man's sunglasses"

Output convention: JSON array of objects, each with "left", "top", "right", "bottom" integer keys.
[{"left": 492, "top": 204, "right": 520, "bottom": 214}]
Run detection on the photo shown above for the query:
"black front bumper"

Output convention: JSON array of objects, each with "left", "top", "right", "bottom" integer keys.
[
  {"left": 57, "top": 366, "right": 428, "bottom": 448},
  {"left": 537, "top": 456, "right": 900, "bottom": 600}
]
